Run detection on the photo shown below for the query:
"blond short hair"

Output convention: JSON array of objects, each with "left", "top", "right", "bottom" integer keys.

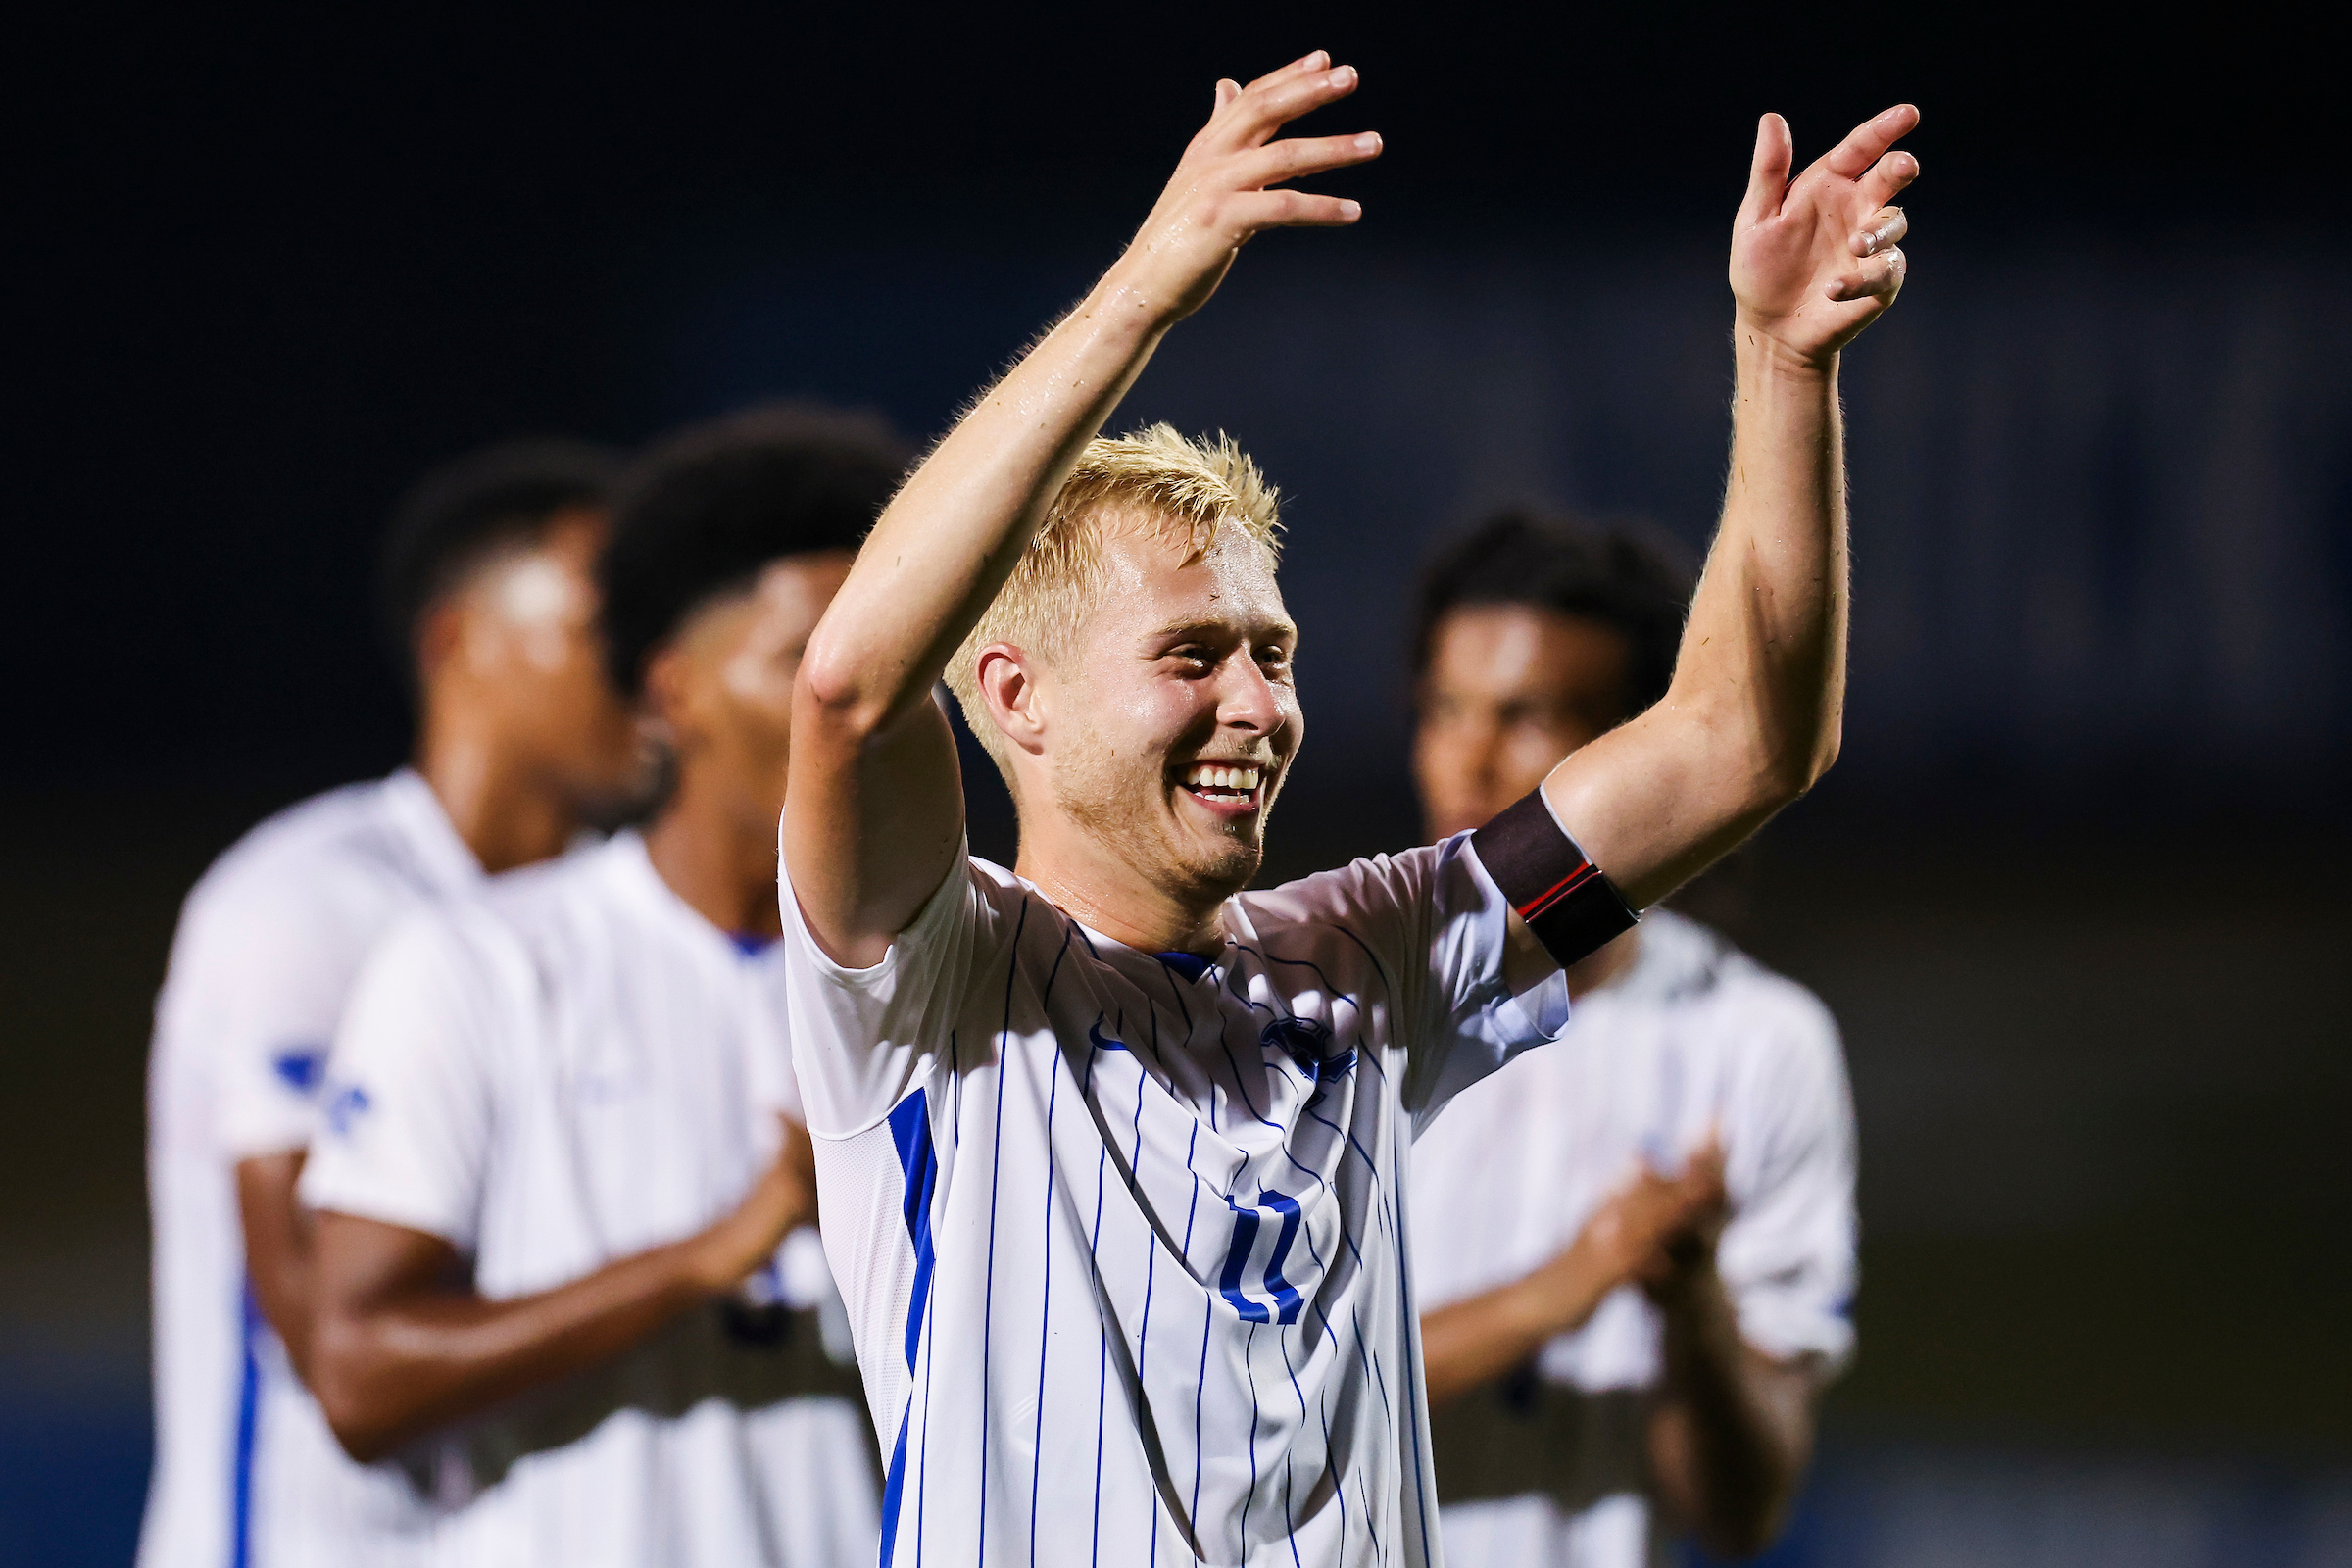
[{"left": 943, "top": 424, "right": 1284, "bottom": 781}]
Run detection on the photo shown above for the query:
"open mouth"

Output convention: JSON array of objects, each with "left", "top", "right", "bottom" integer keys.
[{"left": 1180, "top": 760, "right": 1265, "bottom": 814}]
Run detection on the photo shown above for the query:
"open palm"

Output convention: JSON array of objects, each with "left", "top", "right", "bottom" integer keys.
[{"left": 1731, "top": 105, "right": 1921, "bottom": 367}]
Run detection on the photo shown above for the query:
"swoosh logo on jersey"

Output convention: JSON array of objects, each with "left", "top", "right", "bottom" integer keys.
[{"left": 1088, "top": 1019, "right": 1131, "bottom": 1054}]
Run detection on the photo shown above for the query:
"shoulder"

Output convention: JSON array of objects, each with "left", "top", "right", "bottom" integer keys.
[
  {"left": 1641, "top": 914, "right": 1849, "bottom": 1129},
  {"left": 180, "top": 778, "right": 416, "bottom": 934},
  {"left": 167, "top": 783, "right": 439, "bottom": 1000},
  {"left": 1643, "top": 913, "right": 1837, "bottom": 1047},
  {"left": 1234, "top": 842, "right": 1451, "bottom": 937}
]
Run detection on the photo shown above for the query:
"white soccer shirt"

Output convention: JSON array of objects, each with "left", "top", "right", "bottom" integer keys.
[
  {"left": 1408, "top": 909, "right": 1856, "bottom": 1568},
  {"left": 142, "top": 769, "right": 479, "bottom": 1568},
  {"left": 299, "top": 831, "right": 879, "bottom": 1568},
  {"left": 780, "top": 832, "right": 1571, "bottom": 1568}
]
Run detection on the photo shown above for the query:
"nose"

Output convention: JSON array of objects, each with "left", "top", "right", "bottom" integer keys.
[{"left": 1215, "top": 652, "right": 1288, "bottom": 741}]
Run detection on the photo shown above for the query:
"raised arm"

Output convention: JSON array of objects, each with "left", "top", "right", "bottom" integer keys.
[
  {"left": 1543, "top": 107, "right": 1919, "bottom": 907},
  {"left": 786, "top": 51, "right": 1381, "bottom": 966}
]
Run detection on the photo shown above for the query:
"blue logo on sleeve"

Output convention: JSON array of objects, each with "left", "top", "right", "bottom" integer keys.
[
  {"left": 270, "top": 1048, "right": 327, "bottom": 1097},
  {"left": 322, "top": 1084, "right": 373, "bottom": 1137}
]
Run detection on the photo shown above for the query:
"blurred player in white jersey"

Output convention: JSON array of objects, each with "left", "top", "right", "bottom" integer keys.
[
  {"left": 1406, "top": 514, "right": 1856, "bottom": 1567},
  {"left": 141, "top": 441, "right": 646, "bottom": 1568},
  {"left": 777, "top": 52, "right": 1915, "bottom": 1567},
  {"left": 299, "top": 406, "right": 903, "bottom": 1567}
]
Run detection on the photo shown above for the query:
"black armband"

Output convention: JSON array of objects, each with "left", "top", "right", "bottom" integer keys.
[{"left": 1470, "top": 790, "right": 1639, "bottom": 967}]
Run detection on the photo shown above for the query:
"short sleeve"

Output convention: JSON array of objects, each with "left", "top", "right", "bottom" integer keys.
[
  {"left": 195, "top": 887, "right": 371, "bottom": 1162},
  {"left": 297, "top": 910, "right": 506, "bottom": 1250},
  {"left": 777, "top": 841, "right": 995, "bottom": 1140},
  {"left": 1716, "top": 985, "right": 1858, "bottom": 1370},
  {"left": 1244, "top": 833, "right": 1572, "bottom": 1131}
]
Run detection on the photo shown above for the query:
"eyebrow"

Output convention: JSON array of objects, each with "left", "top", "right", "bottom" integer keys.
[{"left": 1147, "top": 616, "right": 1298, "bottom": 644}]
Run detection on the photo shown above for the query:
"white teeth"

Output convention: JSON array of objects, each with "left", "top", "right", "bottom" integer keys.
[{"left": 1185, "top": 763, "right": 1263, "bottom": 792}]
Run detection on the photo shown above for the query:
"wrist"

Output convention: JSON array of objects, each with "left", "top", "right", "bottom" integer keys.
[
  {"left": 1648, "top": 1248, "right": 1726, "bottom": 1317},
  {"left": 1092, "top": 260, "right": 1197, "bottom": 339},
  {"left": 1534, "top": 1234, "right": 1623, "bottom": 1335},
  {"left": 677, "top": 1230, "right": 742, "bottom": 1298},
  {"left": 1732, "top": 312, "right": 1840, "bottom": 381}
]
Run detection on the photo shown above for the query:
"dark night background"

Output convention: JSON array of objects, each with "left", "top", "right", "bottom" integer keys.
[{"left": 7, "top": 6, "right": 2348, "bottom": 1563}]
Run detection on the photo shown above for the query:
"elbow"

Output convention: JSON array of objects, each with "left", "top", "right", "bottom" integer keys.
[
  {"left": 1755, "top": 719, "right": 1840, "bottom": 812},
  {"left": 307, "top": 1318, "right": 401, "bottom": 1464},
  {"left": 795, "top": 638, "right": 899, "bottom": 745}
]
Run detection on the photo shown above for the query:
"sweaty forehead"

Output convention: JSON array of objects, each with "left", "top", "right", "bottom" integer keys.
[{"left": 1093, "top": 516, "right": 1291, "bottom": 636}]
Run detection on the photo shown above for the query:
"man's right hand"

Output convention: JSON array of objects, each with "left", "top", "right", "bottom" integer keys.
[
  {"left": 1557, "top": 1140, "right": 1729, "bottom": 1304},
  {"left": 687, "top": 1117, "right": 821, "bottom": 1294},
  {"left": 1111, "top": 50, "right": 1381, "bottom": 323},
  {"left": 789, "top": 51, "right": 1378, "bottom": 966}
]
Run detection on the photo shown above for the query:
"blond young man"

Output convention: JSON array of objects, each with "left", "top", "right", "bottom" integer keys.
[{"left": 779, "top": 52, "right": 1917, "bottom": 1567}]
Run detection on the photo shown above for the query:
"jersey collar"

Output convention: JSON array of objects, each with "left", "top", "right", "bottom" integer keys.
[{"left": 379, "top": 767, "right": 486, "bottom": 895}]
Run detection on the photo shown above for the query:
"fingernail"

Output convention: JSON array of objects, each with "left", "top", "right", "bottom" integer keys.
[
  {"left": 1329, "top": 65, "right": 1355, "bottom": 87},
  {"left": 1340, "top": 199, "right": 1362, "bottom": 220},
  {"left": 1354, "top": 132, "right": 1381, "bottom": 153},
  {"left": 1300, "top": 49, "right": 1328, "bottom": 69}
]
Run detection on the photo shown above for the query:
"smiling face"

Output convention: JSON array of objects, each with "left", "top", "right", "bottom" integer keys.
[{"left": 987, "top": 514, "right": 1301, "bottom": 920}]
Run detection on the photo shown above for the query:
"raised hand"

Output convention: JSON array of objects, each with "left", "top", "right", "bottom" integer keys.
[
  {"left": 1730, "top": 106, "right": 1921, "bottom": 368},
  {"left": 1113, "top": 50, "right": 1383, "bottom": 322}
]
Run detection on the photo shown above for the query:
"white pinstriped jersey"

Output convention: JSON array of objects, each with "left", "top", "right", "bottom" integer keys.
[
  {"left": 780, "top": 832, "right": 1571, "bottom": 1568},
  {"left": 300, "top": 831, "right": 878, "bottom": 1568},
  {"left": 1410, "top": 910, "right": 1855, "bottom": 1568},
  {"left": 142, "top": 769, "right": 477, "bottom": 1568}
]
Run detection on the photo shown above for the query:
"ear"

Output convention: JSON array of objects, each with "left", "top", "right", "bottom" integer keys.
[
  {"left": 412, "top": 597, "right": 466, "bottom": 685},
  {"left": 640, "top": 642, "right": 696, "bottom": 746},
  {"left": 975, "top": 643, "right": 1049, "bottom": 759}
]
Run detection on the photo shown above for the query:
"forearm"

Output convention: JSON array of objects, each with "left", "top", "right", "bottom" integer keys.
[
  {"left": 1649, "top": 1268, "right": 1816, "bottom": 1557},
  {"left": 313, "top": 1237, "right": 718, "bottom": 1461},
  {"left": 801, "top": 273, "right": 1171, "bottom": 729},
  {"left": 1692, "top": 331, "right": 1848, "bottom": 790},
  {"left": 1545, "top": 338, "right": 1845, "bottom": 906},
  {"left": 1421, "top": 1246, "right": 1619, "bottom": 1406},
  {"left": 236, "top": 1152, "right": 317, "bottom": 1378}
]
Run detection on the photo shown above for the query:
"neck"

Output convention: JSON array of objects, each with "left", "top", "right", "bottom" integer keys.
[
  {"left": 415, "top": 711, "right": 573, "bottom": 876},
  {"left": 643, "top": 770, "right": 785, "bottom": 940},
  {"left": 1014, "top": 820, "right": 1231, "bottom": 957},
  {"left": 1562, "top": 924, "right": 1642, "bottom": 1000}
]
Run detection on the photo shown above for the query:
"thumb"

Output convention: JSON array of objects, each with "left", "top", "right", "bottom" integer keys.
[{"left": 1740, "top": 113, "right": 1792, "bottom": 226}]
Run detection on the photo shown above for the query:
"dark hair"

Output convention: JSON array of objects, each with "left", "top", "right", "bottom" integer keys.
[
  {"left": 1412, "top": 510, "right": 1695, "bottom": 722},
  {"left": 377, "top": 438, "right": 619, "bottom": 683},
  {"left": 600, "top": 403, "right": 909, "bottom": 696}
]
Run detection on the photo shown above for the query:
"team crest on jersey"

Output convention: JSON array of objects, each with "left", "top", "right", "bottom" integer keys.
[{"left": 1261, "top": 1015, "right": 1355, "bottom": 1086}]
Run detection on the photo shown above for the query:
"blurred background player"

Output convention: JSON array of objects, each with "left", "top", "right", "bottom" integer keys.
[
  {"left": 296, "top": 405, "right": 903, "bottom": 1567},
  {"left": 140, "top": 441, "right": 646, "bottom": 1568},
  {"left": 1407, "top": 513, "right": 1858, "bottom": 1565}
]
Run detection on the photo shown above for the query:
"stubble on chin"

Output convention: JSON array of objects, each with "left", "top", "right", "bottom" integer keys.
[{"left": 1052, "top": 735, "right": 1263, "bottom": 906}]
